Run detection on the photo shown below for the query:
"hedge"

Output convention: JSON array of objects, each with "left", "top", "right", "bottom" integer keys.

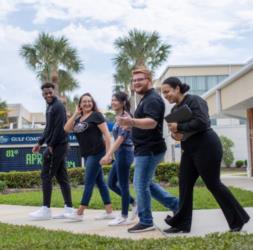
[
  {"left": 235, "top": 160, "right": 244, "bottom": 168},
  {"left": 0, "top": 162, "right": 179, "bottom": 189},
  {"left": 0, "top": 181, "right": 7, "bottom": 192}
]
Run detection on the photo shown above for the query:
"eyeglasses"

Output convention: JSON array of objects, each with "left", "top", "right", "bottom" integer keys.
[{"left": 131, "top": 77, "right": 148, "bottom": 83}]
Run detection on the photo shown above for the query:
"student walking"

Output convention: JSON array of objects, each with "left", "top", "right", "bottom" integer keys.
[
  {"left": 30, "top": 82, "right": 73, "bottom": 220},
  {"left": 161, "top": 77, "right": 250, "bottom": 233},
  {"left": 64, "top": 93, "right": 115, "bottom": 221},
  {"left": 100, "top": 92, "right": 137, "bottom": 226},
  {"left": 117, "top": 67, "right": 179, "bottom": 233}
]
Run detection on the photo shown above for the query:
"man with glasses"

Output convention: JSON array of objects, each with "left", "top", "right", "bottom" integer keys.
[{"left": 117, "top": 67, "right": 179, "bottom": 233}]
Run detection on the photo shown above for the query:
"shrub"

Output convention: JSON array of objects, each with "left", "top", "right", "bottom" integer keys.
[
  {"left": 155, "top": 162, "right": 179, "bottom": 182},
  {"left": 68, "top": 167, "right": 84, "bottom": 185},
  {"left": 0, "top": 162, "right": 179, "bottom": 189},
  {"left": 0, "top": 171, "right": 41, "bottom": 188},
  {"left": 0, "top": 168, "right": 86, "bottom": 189},
  {"left": 235, "top": 160, "right": 244, "bottom": 168},
  {"left": 0, "top": 180, "right": 7, "bottom": 192},
  {"left": 169, "top": 176, "right": 179, "bottom": 186},
  {"left": 219, "top": 135, "right": 234, "bottom": 167}
]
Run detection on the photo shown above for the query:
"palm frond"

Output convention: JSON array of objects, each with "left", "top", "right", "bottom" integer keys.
[
  {"left": 112, "top": 29, "right": 171, "bottom": 92},
  {"left": 19, "top": 32, "right": 84, "bottom": 96}
]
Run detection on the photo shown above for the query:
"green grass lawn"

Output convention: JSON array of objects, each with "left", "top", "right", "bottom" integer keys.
[
  {"left": 0, "top": 222, "right": 252, "bottom": 250},
  {"left": 0, "top": 186, "right": 252, "bottom": 249},
  {"left": 1, "top": 186, "right": 253, "bottom": 210}
]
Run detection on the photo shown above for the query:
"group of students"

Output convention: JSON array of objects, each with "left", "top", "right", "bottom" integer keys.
[{"left": 29, "top": 66, "right": 250, "bottom": 234}]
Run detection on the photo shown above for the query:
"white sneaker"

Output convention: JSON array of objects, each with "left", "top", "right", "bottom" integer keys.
[
  {"left": 95, "top": 212, "right": 116, "bottom": 220},
  {"left": 108, "top": 216, "right": 134, "bottom": 226},
  {"left": 52, "top": 205, "right": 75, "bottom": 219},
  {"left": 129, "top": 204, "right": 138, "bottom": 221},
  {"left": 64, "top": 210, "right": 83, "bottom": 221},
  {"left": 29, "top": 206, "right": 52, "bottom": 220}
]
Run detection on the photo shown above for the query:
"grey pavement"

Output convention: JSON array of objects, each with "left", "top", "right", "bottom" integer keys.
[
  {"left": 0, "top": 205, "right": 252, "bottom": 240},
  {"left": 221, "top": 176, "right": 253, "bottom": 192},
  {"left": 0, "top": 176, "right": 252, "bottom": 240}
]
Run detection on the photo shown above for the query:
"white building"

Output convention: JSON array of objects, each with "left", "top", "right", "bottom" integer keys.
[
  {"left": 7, "top": 104, "right": 45, "bottom": 129},
  {"left": 154, "top": 63, "right": 247, "bottom": 166}
]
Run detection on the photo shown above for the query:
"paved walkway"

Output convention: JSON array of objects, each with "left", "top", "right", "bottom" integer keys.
[
  {"left": 0, "top": 176, "right": 252, "bottom": 239},
  {"left": 221, "top": 176, "right": 253, "bottom": 191},
  {"left": 0, "top": 205, "right": 252, "bottom": 240}
]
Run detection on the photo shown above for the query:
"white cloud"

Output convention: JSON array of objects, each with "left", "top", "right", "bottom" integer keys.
[
  {"left": 0, "top": 0, "right": 38, "bottom": 20},
  {"left": 0, "top": 25, "right": 43, "bottom": 111},
  {"left": 28, "top": 0, "right": 253, "bottom": 62},
  {"left": 1, "top": 0, "right": 253, "bottom": 112},
  {"left": 33, "top": 0, "right": 131, "bottom": 24},
  {"left": 0, "top": 1, "right": 17, "bottom": 20},
  {"left": 57, "top": 23, "right": 122, "bottom": 53}
]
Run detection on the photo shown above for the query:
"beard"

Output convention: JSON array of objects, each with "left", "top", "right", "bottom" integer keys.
[{"left": 134, "top": 86, "right": 149, "bottom": 95}]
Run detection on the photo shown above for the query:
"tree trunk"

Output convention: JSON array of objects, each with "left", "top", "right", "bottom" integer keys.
[{"left": 51, "top": 67, "right": 60, "bottom": 97}]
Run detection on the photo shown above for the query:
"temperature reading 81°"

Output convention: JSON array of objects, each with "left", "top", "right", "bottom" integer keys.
[{"left": 5, "top": 149, "right": 19, "bottom": 158}]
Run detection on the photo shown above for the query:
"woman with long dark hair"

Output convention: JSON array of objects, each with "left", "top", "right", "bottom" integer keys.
[
  {"left": 161, "top": 77, "right": 250, "bottom": 233},
  {"left": 100, "top": 92, "right": 137, "bottom": 226},
  {"left": 64, "top": 93, "right": 115, "bottom": 221}
]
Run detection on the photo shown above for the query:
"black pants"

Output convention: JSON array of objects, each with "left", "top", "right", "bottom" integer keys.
[
  {"left": 41, "top": 143, "right": 72, "bottom": 208},
  {"left": 166, "top": 129, "right": 250, "bottom": 230}
]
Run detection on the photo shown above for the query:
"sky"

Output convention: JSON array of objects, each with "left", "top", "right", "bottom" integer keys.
[{"left": 0, "top": 0, "right": 253, "bottom": 113}]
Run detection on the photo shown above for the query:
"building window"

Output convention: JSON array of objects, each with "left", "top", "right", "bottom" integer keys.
[{"left": 177, "top": 75, "right": 228, "bottom": 96}]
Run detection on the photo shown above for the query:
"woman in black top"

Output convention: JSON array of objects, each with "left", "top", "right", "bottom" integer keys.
[
  {"left": 161, "top": 77, "right": 250, "bottom": 233},
  {"left": 64, "top": 93, "right": 115, "bottom": 221}
]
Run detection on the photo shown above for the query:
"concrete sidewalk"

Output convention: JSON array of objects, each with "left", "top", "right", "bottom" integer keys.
[
  {"left": 0, "top": 205, "right": 252, "bottom": 240},
  {"left": 221, "top": 176, "right": 253, "bottom": 192}
]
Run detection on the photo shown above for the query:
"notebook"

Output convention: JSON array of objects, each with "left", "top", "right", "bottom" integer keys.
[{"left": 164, "top": 104, "right": 192, "bottom": 123}]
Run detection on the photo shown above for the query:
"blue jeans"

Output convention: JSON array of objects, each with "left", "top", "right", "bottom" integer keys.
[
  {"left": 134, "top": 152, "right": 179, "bottom": 225},
  {"left": 81, "top": 150, "right": 111, "bottom": 206},
  {"left": 108, "top": 146, "right": 135, "bottom": 217}
]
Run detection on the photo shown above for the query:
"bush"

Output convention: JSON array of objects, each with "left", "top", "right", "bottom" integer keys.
[
  {"left": 68, "top": 168, "right": 84, "bottom": 185},
  {"left": 169, "top": 176, "right": 179, "bottom": 186},
  {"left": 235, "top": 160, "right": 244, "bottom": 168},
  {"left": 155, "top": 162, "right": 179, "bottom": 182},
  {"left": 0, "top": 168, "right": 84, "bottom": 188},
  {"left": 0, "top": 162, "right": 179, "bottom": 189},
  {"left": 0, "top": 180, "right": 7, "bottom": 192},
  {"left": 219, "top": 135, "right": 234, "bottom": 167},
  {"left": 0, "top": 171, "right": 41, "bottom": 188}
]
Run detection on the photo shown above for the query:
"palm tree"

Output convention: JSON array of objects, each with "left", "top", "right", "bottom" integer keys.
[
  {"left": 20, "top": 32, "right": 83, "bottom": 97},
  {"left": 113, "top": 29, "right": 171, "bottom": 93}
]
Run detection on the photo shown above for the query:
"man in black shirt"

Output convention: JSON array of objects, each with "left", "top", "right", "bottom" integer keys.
[
  {"left": 30, "top": 82, "right": 73, "bottom": 220},
  {"left": 117, "top": 67, "right": 179, "bottom": 233}
]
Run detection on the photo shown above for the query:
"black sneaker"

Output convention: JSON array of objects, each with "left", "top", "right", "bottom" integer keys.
[
  {"left": 163, "top": 226, "right": 190, "bottom": 234},
  {"left": 128, "top": 223, "right": 155, "bottom": 233}
]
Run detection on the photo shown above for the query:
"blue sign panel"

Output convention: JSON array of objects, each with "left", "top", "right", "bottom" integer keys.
[
  {"left": 0, "top": 133, "right": 78, "bottom": 146},
  {"left": 0, "top": 132, "right": 81, "bottom": 172},
  {"left": 0, "top": 146, "right": 81, "bottom": 172}
]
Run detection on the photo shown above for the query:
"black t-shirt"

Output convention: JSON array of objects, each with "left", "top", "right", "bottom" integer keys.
[
  {"left": 73, "top": 111, "right": 105, "bottom": 157},
  {"left": 132, "top": 88, "right": 167, "bottom": 155}
]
